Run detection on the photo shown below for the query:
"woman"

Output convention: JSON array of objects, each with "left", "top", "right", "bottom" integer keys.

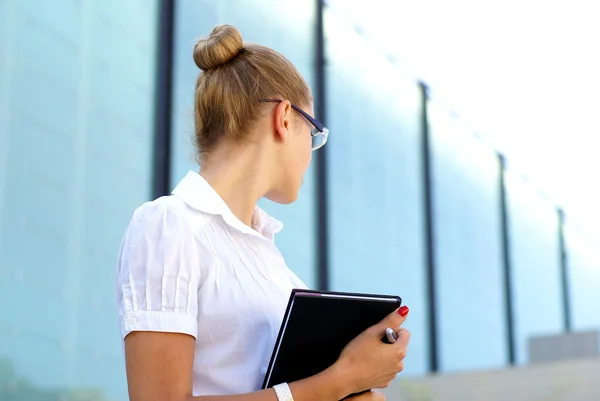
[{"left": 115, "top": 24, "right": 410, "bottom": 401}]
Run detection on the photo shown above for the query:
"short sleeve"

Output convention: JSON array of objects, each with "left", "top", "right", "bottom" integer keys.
[{"left": 116, "top": 199, "right": 201, "bottom": 339}]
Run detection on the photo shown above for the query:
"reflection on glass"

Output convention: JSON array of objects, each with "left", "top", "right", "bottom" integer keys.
[
  {"left": 171, "top": 0, "right": 317, "bottom": 287},
  {"left": 0, "top": 358, "right": 112, "bottom": 400}
]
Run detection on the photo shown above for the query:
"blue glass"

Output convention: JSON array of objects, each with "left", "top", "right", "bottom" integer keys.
[
  {"left": 505, "top": 171, "right": 564, "bottom": 364},
  {"left": 171, "top": 0, "right": 318, "bottom": 287},
  {"left": 0, "top": 1, "right": 158, "bottom": 400},
  {"left": 324, "top": 9, "right": 428, "bottom": 376},
  {"left": 565, "top": 225, "right": 600, "bottom": 330},
  {"left": 429, "top": 103, "right": 508, "bottom": 372}
]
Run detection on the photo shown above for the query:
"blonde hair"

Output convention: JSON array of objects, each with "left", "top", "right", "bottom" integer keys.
[{"left": 192, "top": 25, "right": 311, "bottom": 161}]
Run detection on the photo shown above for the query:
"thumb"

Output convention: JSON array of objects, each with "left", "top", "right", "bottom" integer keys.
[{"left": 376, "top": 305, "right": 409, "bottom": 332}]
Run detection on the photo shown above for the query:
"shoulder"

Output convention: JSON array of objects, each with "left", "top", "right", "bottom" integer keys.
[
  {"left": 132, "top": 195, "right": 193, "bottom": 223},
  {"left": 117, "top": 195, "right": 209, "bottom": 285},
  {"left": 117, "top": 196, "right": 217, "bottom": 266},
  {"left": 128, "top": 195, "right": 209, "bottom": 235}
]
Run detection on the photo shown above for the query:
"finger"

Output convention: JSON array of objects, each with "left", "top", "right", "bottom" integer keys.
[
  {"left": 376, "top": 305, "right": 409, "bottom": 333},
  {"left": 394, "top": 328, "right": 411, "bottom": 343}
]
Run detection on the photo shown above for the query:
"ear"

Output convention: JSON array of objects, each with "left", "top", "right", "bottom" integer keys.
[{"left": 273, "top": 100, "right": 292, "bottom": 143}]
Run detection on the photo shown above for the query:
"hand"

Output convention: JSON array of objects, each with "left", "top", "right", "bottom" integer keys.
[
  {"left": 332, "top": 306, "right": 411, "bottom": 396},
  {"left": 346, "top": 390, "right": 386, "bottom": 400}
]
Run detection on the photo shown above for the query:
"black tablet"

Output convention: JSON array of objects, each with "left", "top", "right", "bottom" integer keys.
[{"left": 262, "top": 289, "right": 402, "bottom": 390}]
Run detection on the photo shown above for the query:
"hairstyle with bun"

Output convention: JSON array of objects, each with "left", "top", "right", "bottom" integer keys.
[{"left": 192, "top": 24, "right": 311, "bottom": 161}]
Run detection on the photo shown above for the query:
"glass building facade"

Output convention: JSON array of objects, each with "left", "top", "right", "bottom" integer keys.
[
  {"left": 0, "top": 0, "right": 158, "bottom": 399},
  {"left": 1, "top": 1, "right": 599, "bottom": 400}
]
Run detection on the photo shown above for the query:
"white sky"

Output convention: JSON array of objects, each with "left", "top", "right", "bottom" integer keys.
[{"left": 328, "top": 0, "right": 600, "bottom": 239}]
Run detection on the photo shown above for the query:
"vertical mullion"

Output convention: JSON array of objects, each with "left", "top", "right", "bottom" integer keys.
[
  {"left": 419, "top": 82, "right": 438, "bottom": 373},
  {"left": 498, "top": 153, "right": 516, "bottom": 365},
  {"left": 152, "top": 0, "right": 175, "bottom": 199},
  {"left": 558, "top": 208, "right": 571, "bottom": 332},
  {"left": 315, "top": 0, "right": 329, "bottom": 291}
]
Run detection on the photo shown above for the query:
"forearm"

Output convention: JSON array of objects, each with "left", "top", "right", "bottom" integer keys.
[{"left": 188, "top": 364, "right": 349, "bottom": 401}]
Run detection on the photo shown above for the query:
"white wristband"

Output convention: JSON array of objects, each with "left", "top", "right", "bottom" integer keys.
[{"left": 273, "top": 383, "right": 294, "bottom": 401}]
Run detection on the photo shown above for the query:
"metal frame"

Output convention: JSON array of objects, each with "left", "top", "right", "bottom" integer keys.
[
  {"left": 152, "top": 0, "right": 175, "bottom": 199},
  {"left": 419, "top": 81, "right": 439, "bottom": 373},
  {"left": 558, "top": 208, "right": 572, "bottom": 332},
  {"left": 315, "top": 0, "right": 329, "bottom": 291},
  {"left": 498, "top": 153, "right": 516, "bottom": 364}
]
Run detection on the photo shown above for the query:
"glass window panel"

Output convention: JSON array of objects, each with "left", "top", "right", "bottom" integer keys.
[
  {"left": 171, "top": 0, "right": 317, "bottom": 287},
  {"left": 0, "top": 1, "right": 158, "bottom": 400},
  {"left": 565, "top": 225, "right": 600, "bottom": 330},
  {"left": 324, "top": 8, "right": 428, "bottom": 376},
  {"left": 429, "top": 102, "right": 507, "bottom": 372},
  {"left": 505, "top": 169, "right": 563, "bottom": 364}
]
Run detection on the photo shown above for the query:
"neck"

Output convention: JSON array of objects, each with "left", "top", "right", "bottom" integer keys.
[{"left": 199, "top": 144, "right": 273, "bottom": 227}]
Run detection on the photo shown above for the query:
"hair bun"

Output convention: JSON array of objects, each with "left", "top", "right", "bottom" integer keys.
[{"left": 193, "top": 25, "right": 243, "bottom": 71}]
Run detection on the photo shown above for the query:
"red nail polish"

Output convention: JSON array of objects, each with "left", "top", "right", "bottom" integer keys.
[{"left": 398, "top": 306, "right": 409, "bottom": 317}]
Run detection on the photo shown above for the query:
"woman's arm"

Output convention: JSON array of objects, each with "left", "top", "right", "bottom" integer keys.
[
  {"left": 125, "top": 307, "right": 410, "bottom": 401},
  {"left": 125, "top": 331, "right": 349, "bottom": 401}
]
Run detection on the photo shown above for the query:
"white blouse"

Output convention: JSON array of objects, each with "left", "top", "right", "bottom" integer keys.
[{"left": 115, "top": 170, "right": 307, "bottom": 395}]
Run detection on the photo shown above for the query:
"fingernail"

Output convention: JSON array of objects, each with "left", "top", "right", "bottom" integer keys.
[{"left": 398, "top": 306, "right": 409, "bottom": 317}]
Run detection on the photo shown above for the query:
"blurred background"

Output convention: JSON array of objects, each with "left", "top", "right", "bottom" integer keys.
[{"left": 1, "top": 0, "right": 599, "bottom": 400}]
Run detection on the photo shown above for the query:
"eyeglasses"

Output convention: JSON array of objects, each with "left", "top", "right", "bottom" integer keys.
[{"left": 260, "top": 99, "right": 329, "bottom": 151}]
